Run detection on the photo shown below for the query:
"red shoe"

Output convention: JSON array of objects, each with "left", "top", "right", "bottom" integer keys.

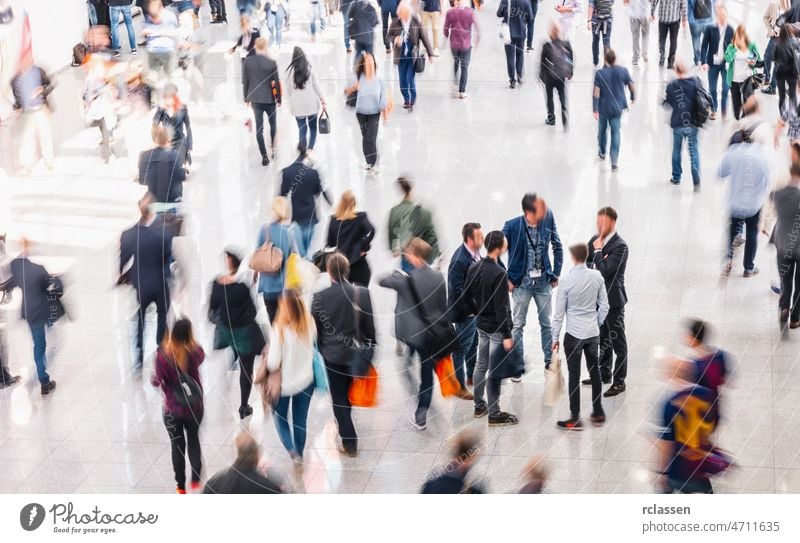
[
  {"left": 189, "top": 481, "right": 202, "bottom": 492},
  {"left": 176, "top": 487, "right": 186, "bottom": 494}
]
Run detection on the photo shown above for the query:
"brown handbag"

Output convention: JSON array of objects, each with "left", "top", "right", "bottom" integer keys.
[
  {"left": 249, "top": 224, "right": 283, "bottom": 273},
  {"left": 255, "top": 348, "right": 282, "bottom": 408}
]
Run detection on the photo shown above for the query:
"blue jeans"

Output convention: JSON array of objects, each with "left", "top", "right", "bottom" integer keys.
[
  {"left": 473, "top": 329, "right": 503, "bottom": 415},
  {"left": 110, "top": 5, "right": 136, "bottom": 52},
  {"left": 398, "top": 57, "right": 417, "bottom": 105},
  {"left": 689, "top": 22, "right": 706, "bottom": 65},
  {"left": 453, "top": 317, "right": 478, "bottom": 387},
  {"left": 512, "top": 278, "right": 553, "bottom": 366},
  {"left": 294, "top": 222, "right": 315, "bottom": 258},
  {"left": 415, "top": 349, "right": 435, "bottom": 419},
  {"left": 342, "top": 3, "right": 352, "bottom": 48},
  {"left": 296, "top": 115, "right": 319, "bottom": 150},
  {"left": 729, "top": 211, "right": 760, "bottom": 272},
  {"left": 597, "top": 113, "right": 621, "bottom": 166},
  {"left": 354, "top": 40, "right": 373, "bottom": 60},
  {"left": 268, "top": 7, "right": 287, "bottom": 47},
  {"left": 310, "top": 2, "right": 325, "bottom": 34},
  {"left": 671, "top": 126, "right": 700, "bottom": 186},
  {"left": 87, "top": 1, "right": 97, "bottom": 26},
  {"left": 591, "top": 17, "right": 612, "bottom": 66},
  {"left": 28, "top": 321, "right": 50, "bottom": 385},
  {"left": 273, "top": 383, "right": 314, "bottom": 458},
  {"left": 707, "top": 64, "right": 729, "bottom": 114}
]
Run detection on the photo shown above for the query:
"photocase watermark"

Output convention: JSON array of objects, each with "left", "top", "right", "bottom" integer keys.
[
  {"left": 18, "top": 501, "right": 159, "bottom": 535},
  {"left": 19, "top": 503, "right": 45, "bottom": 532}
]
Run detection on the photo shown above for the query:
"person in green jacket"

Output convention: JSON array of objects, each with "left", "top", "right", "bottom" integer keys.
[
  {"left": 387, "top": 177, "right": 440, "bottom": 273},
  {"left": 724, "top": 25, "right": 761, "bottom": 120}
]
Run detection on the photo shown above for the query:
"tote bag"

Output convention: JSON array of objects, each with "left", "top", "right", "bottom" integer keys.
[
  {"left": 543, "top": 350, "right": 565, "bottom": 407},
  {"left": 498, "top": 0, "right": 512, "bottom": 45}
]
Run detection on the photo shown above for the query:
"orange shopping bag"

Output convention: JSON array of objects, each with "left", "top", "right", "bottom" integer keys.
[
  {"left": 349, "top": 365, "right": 379, "bottom": 407},
  {"left": 435, "top": 354, "right": 462, "bottom": 397}
]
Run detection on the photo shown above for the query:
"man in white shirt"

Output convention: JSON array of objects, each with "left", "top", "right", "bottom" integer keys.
[
  {"left": 625, "top": 0, "right": 651, "bottom": 65},
  {"left": 552, "top": 243, "right": 609, "bottom": 430}
]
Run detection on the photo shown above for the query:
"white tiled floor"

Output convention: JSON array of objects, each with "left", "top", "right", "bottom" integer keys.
[{"left": 1, "top": 0, "right": 799, "bottom": 493}]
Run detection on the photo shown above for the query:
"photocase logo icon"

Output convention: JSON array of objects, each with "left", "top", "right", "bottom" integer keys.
[{"left": 20, "top": 503, "right": 45, "bottom": 531}]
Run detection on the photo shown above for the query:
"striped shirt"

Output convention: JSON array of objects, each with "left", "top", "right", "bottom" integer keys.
[{"left": 651, "top": 0, "right": 687, "bottom": 23}]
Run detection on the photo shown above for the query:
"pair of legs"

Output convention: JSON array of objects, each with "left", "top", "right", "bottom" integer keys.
[
  {"left": 671, "top": 126, "right": 700, "bottom": 186},
  {"left": 326, "top": 364, "right": 357, "bottom": 454},
  {"left": 707, "top": 64, "right": 729, "bottom": 116},
  {"left": 472, "top": 329, "right": 504, "bottom": 416},
  {"left": 629, "top": 16, "right": 648, "bottom": 64},
  {"left": 209, "top": 0, "right": 228, "bottom": 21},
  {"left": 776, "top": 74, "right": 798, "bottom": 113},
  {"left": 295, "top": 114, "right": 318, "bottom": 150},
  {"left": 421, "top": 11, "right": 442, "bottom": 50},
  {"left": 135, "top": 288, "right": 170, "bottom": 370},
  {"left": 658, "top": 20, "right": 680, "bottom": 67},
  {"left": 728, "top": 211, "right": 760, "bottom": 273},
  {"left": 19, "top": 108, "right": 54, "bottom": 171},
  {"left": 236, "top": 349, "right": 256, "bottom": 412},
  {"left": 778, "top": 254, "right": 800, "bottom": 323},
  {"left": 453, "top": 317, "right": 477, "bottom": 387},
  {"left": 511, "top": 278, "right": 553, "bottom": 368},
  {"left": 109, "top": 4, "right": 137, "bottom": 54},
  {"left": 273, "top": 383, "right": 315, "bottom": 458},
  {"left": 413, "top": 348, "right": 435, "bottom": 424},
  {"left": 452, "top": 47, "right": 472, "bottom": 94},
  {"left": 591, "top": 17, "right": 612, "bottom": 66},
  {"left": 342, "top": 3, "right": 352, "bottom": 49},
  {"left": 505, "top": 37, "right": 525, "bottom": 84},
  {"left": 599, "top": 306, "right": 627, "bottom": 384},
  {"left": 564, "top": 333, "right": 603, "bottom": 419},
  {"left": 398, "top": 57, "right": 417, "bottom": 105},
  {"left": 348, "top": 258, "right": 372, "bottom": 286},
  {"left": 164, "top": 414, "right": 202, "bottom": 491},
  {"left": 92, "top": 118, "right": 116, "bottom": 163},
  {"left": 356, "top": 112, "right": 380, "bottom": 167},
  {"left": 294, "top": 222, "right": 315, "bottom": 258},
  {"left": 263, "top": 293, "right": 279, "bottom": 323},
  {"left": 310, "top": 1, "right": 326, "bottom": 35},
  {"left": 525, "top": 0, "right": 539, "bottom": 49},
  {"left": 381, "top": 9, "right": 397, "bottom": 51},
  {"left": 730, "top": 81, "right": 750, "bottom": 120},
  {"left": 597, "top": 113, "right": 621, "bottom": 167},
  {"left": 688, "top": 22, "right": 706, "bottom": 66},
  {"left": 268, "top": 7, "right": 287, "bottom": 48},
  {"left": 27, "top": 321, "right": 51, "bottom": 386},
  {"left": 252, "top": 102, "right": 277, "bottom": 159},
  {"left": 544, "top": 79, "right": 567, "bottom": 127},
  {"left": 764, "top": 37, "right": 777, "bottom": 91}
]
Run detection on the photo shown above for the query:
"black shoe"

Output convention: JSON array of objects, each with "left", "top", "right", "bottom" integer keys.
[
  {"left": 557, "top": 418, "right": 583, "bottom": 430},
  {"left": 582, "top": 378, "right": 611, "bottom": 385},
  {"left": 669, "top": 178, "right": 680, "bottom": 185},
  {"left": 590, "top": 412, "right": 606, "bottom": 426},
  {"left": 509, "top": 80, "right": 516, "bottom": 89},
  {"left": 526, "top": 46, "right": 533, "bottom": 53},
  {"left": 337, "top": 444, "right": 358, "bottom": 458},
  {"left": 762, "top": 87, "right": 776, "bottom": 95},
  {"left": 239, "top": 405, "right": 253, "bottom": 419},
  {"left": 474, "top": 405, "right": 488, "bottom": 418},
  {"left": 545, "top": 118, "right": 556, "bottom": 126},
  {"left": 0, "top": 375, "right": 20, "bottom": 389},
  {"left": 41, "top": 381, "right": 56, "bottom": 395},
  {"left": 488, "top": 412, "right": 519, "bottom": 426},
  {"left": 409, "top": 411, "right": 427, "bottom": 431},
  {"left": 597, "top": 152, "right": 605, "bottom": 161},
  {"left": 261, "top": 155, "right": 270, "bottom": 166},
  {"left": 603, "top": 383, "right": 626, "bottom": 397}
]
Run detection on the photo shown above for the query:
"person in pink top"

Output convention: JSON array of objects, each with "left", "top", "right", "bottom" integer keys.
[{"left": 443, "top": 0, "right": 480, "bottom": 99}]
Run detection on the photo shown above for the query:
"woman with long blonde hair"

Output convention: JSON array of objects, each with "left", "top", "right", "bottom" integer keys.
[{"left": 325, "top": 190, "right": 375, "bottom": 285}]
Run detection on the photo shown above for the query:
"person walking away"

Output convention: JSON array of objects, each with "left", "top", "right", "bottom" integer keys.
[
  {"left": 267, "top": 0, "right": 288, "bottom": 50},
  {"left": 497, "top": 0, "right": 533, "bottom": 88},
  {"left": 422, "top": 431, "right": 485, "bottom": 493},
  {"left": 341, "top": 0, "right": 356, "bottom": 52},
  {"left": 326, "top": 191, "right": 376, "bottom": 286},
  {"left": 209, "top": 247, "right": 266, "bottom": 419},
  {"left": 775, "top": 81, "right": 800, "bottom": 146},
  {"left": 663, "top": 59, "right": 704, "bottom": 190},
  {"left": 771, "top": 144, "right": 800, "bottom": 331},
  {"left": 651, "top": 0, "right": 687, "bottom": 69},
  {"left": 311, "top": 253, "right": 377, "bottom": 457},
  {"left": 109, "top": 0, "right": 138, "bottom": 58},
  {"left": 551, "top": 244, "right": 609, "bottom": 430},
  {"left": 8, "top": 238, "right": 58, "bottom": 395},
  {"left": 587, "top": 0, "right": 613, "bottom": 68},
  {"left": 82, "top": 56, "right": 121, "bottom": 164},
  {"left": 539, "top": 21, "right": 573, "bottom": 128},
  {"left": 346, "top": 52, "right": 389, "bottom": 169},
  {"left": 388, "top": 1, "right": 435, "bottom": 110},
  {"left": 443, "top": 0, "right": 479, "bottom": 99},
  {"left": 153, "top": 83, "right": 193, "bottom": 170},
  {"left": 448, "top": 223, "right": 483, "bottom": 389},
  {"left": 349, "top": 0, "right": 380, "bottom": 57},
  {"left": 679, "top": 319, "right": 728, "bottom": 399},
  {"left": 524, "top": 0, "right": 540, "bottom": 53},
  {"left": 379, "top": 0, "right": 399, "bottom": 54},
  {"left": 150, "top": 319, "right": 204, "bottom": 494},
  {"left": 263, "top": 290, "right": 316, "bottom": 469},
  {"left": 687, "top": 0, "right": 713, "bottom": 66},
  {"left": 243, "top": 38, "right": 281, "bottom": 165},
  {"left": 503, "top": 193, "right": 562, "bottom": 373},
  {"left": 143, "top": 0, "right": 180, "bottom": 84},
  {"left": 138, "top": 124, "right": 186, "bottom": 204},
  {"left": 724, "top": 25, "right": 761, "bottom": 120},
  {"left": 388, "top": 177, "right": 440, "bottom": 272},
  {"left": 279, "top": 145, "right": 333, "bottom": 257},
  {"left": 593, "top": 49, "right": 636, "bottom": 171},
  {"left": 286, "top": 47, "right": 327, "bottom": 151},
  {"left": 255, "top": 197, "right": 303, "bottom": 322},
  {"left": 625, "top": 0, "right": 650, "bottom": 66},
  {"left": 209, "top": 0, "right": 228, "bottom": 23},
  {"left": 762, "top": 1, "right": 789, "bottom": 95},
  {"left": 700, "top": 2, "right": 733, "bottom": 120},
  {"left": 310, "top": 0, "right": 327, "bottom": 41},
  {"left": 772, "top": 25, "right": 799, "bottom": 113},
  {"left": 11, "top": 59, "right": 54, "bottom": 174},
  {"left": 464, "top": 231, "right": 519, "bottom": 425},
  {"left": 586, "top": 207, "right": 629, "bottom": 397},
  {"left": 421, "top": 0, "right": 445, "bottom": 56},
  {"left": 555, "top": 0, "right": 581, "bottom": 43},
  {"left": 204, "top": 433, "right": 284, "bottom": 493}
]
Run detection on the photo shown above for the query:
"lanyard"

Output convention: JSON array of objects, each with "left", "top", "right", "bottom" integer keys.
[{"left": 524, "top": 224, "right": 541, "bottom": 264}]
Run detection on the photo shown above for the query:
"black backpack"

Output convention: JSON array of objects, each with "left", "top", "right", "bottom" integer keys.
[
  {"left": 691, "top": 78, "right": 712, "bottom": 127},
  {"left": 694, "top": 0, "right": 712, "bottom": 20},
  {"left": 545, "top": 41, "right": 573, "bottom": 81},
  {"left": 729, "top": 122, "right": 762, "bottom": 145}
]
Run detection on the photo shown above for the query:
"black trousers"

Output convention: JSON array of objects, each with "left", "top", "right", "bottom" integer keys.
[
  {"left": 263, "top": 294, "right": 279, "bottom": 323},
  {"left": 730, "top": 81, "right": 750, "bottom": 120},
  {"left": 564, "top": 333, "right": 602, "bottom": 418},
  {"left": 252, "top": 102, "right": 277, "bottom": 158},
  {"left": 599, "top": 305, "right": 627, "bottom": 384},
  {"left": 778, "top": 254, "right": 800, "bottom": 322},
  {"left": 164, "top": 414, "right": 202, "bottom": 490},
  {"left": 381, "top": 9, "right": 397, "bottom": 50},
  {"left": 209, "top": 0, "right": 227, "bottom": 19},
  {"left": 135, "top": 287, "right": 170, "bottom": 367},
  {"left": 658, "top": 21, "right": 679, "bottom": 67},
  {"left": 505, "top": 37, "right": 525, "bottom": 83},
  {"left": 777, "top": 74, "right": 798, "bottom": 112},
  {"left": 356, "top": 112, "right": 380, "bottom": 167},
  {"left": 326, "top": 363, "right": 357, "bottom": 453},
  {"left": 237, "top": 351, "right": 256, "bottom": 409},
  {"left": 348, "top": 258, "right": 371, "bottom": 286},
  {"left": 544, "top": 79, "right": 568, "bottom": 126}
]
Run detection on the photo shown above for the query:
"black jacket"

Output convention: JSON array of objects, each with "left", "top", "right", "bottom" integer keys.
[
  {"left": 465, "top": 257, "right": 512, "bottom": 339},
  {"left": 539, "top": 39, "right": 574, "bottom": 84},
  {"left": 138, "top": 146, "right": 185, "bottom": 203},
  {"left": 771, "top": 184, "right": 800, "bottom": 259},
  {"left": 700, "top": 24, "right": 733, "bottom": 67},
  {"left": 774, "top": 38, "right": 799, "bottom": 78},
  {"left": 279, "top": 159, "right": 331, "bottom": 225},
  {"left": 348, "top": 0, "right": 379, "bottom": 45},
  {"left": 587, "top": 233, "right": 628, "bottom": 309},
  {"left": 312, "top": 281, "right": 376, "bottom": 366},
  {"left": 664, "top": 76, "right": 702, "bottom": 129},
  {"left": 235, "top": 28, "right": 261, "bottom": 58},
  {"left": 8, "top": 257, "right": 51, "bottom": 324},
  {"left": 203, "top": 465, "right": 283, "bottom": 494},
  {"left": 326, "top": 212, "right": 375, "bottom": 265},
  {"left": 379, "top": 266, "right": 447, "bottom": 348},
  {"left": 119, "top": 219, "right": 173, "bottom": 296},
  {"left": 421, "top": 471, "right": 484, "bottom": 494},
  {"left": 153, "top": 106, "right": 192, "bottom": 151},
  {"left": 447, "top": 244, "right": 479, "bottom": 323},
  {"left": 242, "top": 53, "right": 281, "bottom": 104},
  {"left": 496, "top": 0, "right": 534, "bottom": 40}
]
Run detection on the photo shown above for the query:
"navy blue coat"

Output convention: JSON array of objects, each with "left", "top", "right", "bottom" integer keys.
[
  {"left": 700, "top": 24, "right": 733, "bottom": 67},
  {"left": 496, "top": 0, "right": 534, "bottom": 40},
  {"left": 501, "top": 211, "right": 563, "bottom": 287},
  {"left": 8, "top": 257, "right": 51, "bottom": 324},
  {"left": 119, "top": 220, "right": 173, "bottom": 296},
  {"left": 447, "top": 244, "right": 478, "bottom": 324}
]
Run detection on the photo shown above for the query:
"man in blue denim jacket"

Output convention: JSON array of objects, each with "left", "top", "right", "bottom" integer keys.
[{"left": 502, "top": 193, "right": 563, "bottom": 372}]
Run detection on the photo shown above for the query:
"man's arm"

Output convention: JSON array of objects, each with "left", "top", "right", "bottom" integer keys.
[
  {"left": 550, "top": 217, "right": 563, "bottom": 280},
  {"left": 596, "top": 279, "right": 610, "bottom": 326},
  {"left": 592, "top": 242, "right": 628, "bottom": 285},
  {"left": 551, "top": 282, "right": 567, "bottom": 345}
]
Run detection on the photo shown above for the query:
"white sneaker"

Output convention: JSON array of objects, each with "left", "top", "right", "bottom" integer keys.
[
  {"left": 459, "top": 92, "right": 469, "bottom": 100},
  {"left": 433, "top": 47, "right": 440, "bottom": 57}
]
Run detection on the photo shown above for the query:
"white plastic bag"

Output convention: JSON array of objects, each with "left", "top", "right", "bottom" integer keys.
[{"left": 543, "top": 350, "right": 564, "bottom": 407}]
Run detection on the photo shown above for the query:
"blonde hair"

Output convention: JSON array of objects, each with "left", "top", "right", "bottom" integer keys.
[
  {"left": 255, "top": 37, "right": 268, "bottom": 52},
  {"left": 272, "top": 196, "right": 292, "bottom": 223},
  {"left": 273, "top": 290, "right": 313, "bottom": 342},
  {"left": 334, "top": 190, "right": 358, "bottom": 221},
  {"left": 734, "top": 25, "right": 751, "bottom": 48}
]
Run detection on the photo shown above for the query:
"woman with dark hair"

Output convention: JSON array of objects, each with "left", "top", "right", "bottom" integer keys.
[
  {"left": 286, "top": 47, "right": 326, "bottom": 151},
  {"left": 150, "top": 318, "right": 205, "bottom": 494},
  {"left": 153, "top": 82, "right": 193, "bottom": 169},
  {"left": 773, "top": 25, "right": 799, "bottom": 112},
  {"left": 208, "top": 247, "right": 266, "bottom": 420},
  {"left": 345, "top": 53, "right": 389, "bottom": 170}
]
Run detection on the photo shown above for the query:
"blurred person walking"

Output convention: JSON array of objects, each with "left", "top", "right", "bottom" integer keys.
[
  {"left": 379, "top": 0, "right": 399, "bottom": 54},
  {"left": 138, "top": 124, "right": 186, "bottom": 204},
  {"left": 556, "top": 0, "right": 582, "bottom": 41},
  {"left": 345, "top": 53, "right": 389, "bottom": 170},
  {"left": 204, "top": 433, "right": 284, "bottom": 493},
  {"left": 724, "top": 25, "right": 761, "bottom": 120},
  {"left": 587, "top": 0, "right": 613, "bottom": 68},
  {"left": 0, "top": 236, "right": 20, "bottom": 389},
  {"left": 679, "top": 319, "right": 728, "bottom": 398},
  {"left": 348, "top": 0, "right": 380, "bottom": 57},
  {"left": 153, "top": 83, "right": 193, "bottom": 170},
  {"left": 687, "top": 0, "right": 712, "bottom": 66},
  {"left": 762, "top": 0, "right": 790, "bottom": 96},
  {"left": 422, "top": 431, "right": 484, "bottom": 493},
  {"left": 143, "top": 0, "right": 180, "bottom": 83},
  {"left": 243, "top": 37, "right": 282, "bottom": 166},
  {"left": 551, "top": 244, "right": 609, "bottom": 430},
  {"left": 420, "top": 0, "right": 445, "bottom": 56},
  {"left": 232, "top": 14, "right": 261, "bottom": 59},
  {"left": 325, "top": 191, "right": 376, "bottom": 286},
  {"left": 443, "top": 0, "right": 479, "bottom": 99},
  {"left": 663, "top": 59, "right": 706, "bottom": 190},
  {"left": 286, "top": 47, "right": 326, "bottom": 152},
  {"left": 700, "top": 2, "right": 733, "bottom": 120},
  {"left": 524, "top": 0, "right": 539, "bottom": 53},
  {"left": 388, "top": 1, "right": 435, "bottom": 110},
  {"left": 109, "top": 0, "right": 138, "bottom": 57},
  {"left": 11, "top": 59, "right": 54, "bottom": 174},
  {"left": 518, "top": 455, "right": 549, "bottom": 493},
  {"left": 497, "top": 0, "right": 533, "bottom": 88},
  {"left": 593, "top": 49, "right": 636, "bottom": 170},
  {"left": 626, "top": 0, "right": 650, "bottom": 65},
  {"left": 772, "top": 25, "right": 799, "bottom": 112},
  {"left": 539, "top": 21, "right": 573, "bottom": 128},
  {"left": 770, "top": 144, "right": 800, "bottom": 331},
  {"left": 388, "top": 177, "right": 440, "bottom": 273},
  {"left": 209, "top": 0, "right": 229, "bottom": 23},
  {"left": 651, "top": 0, "right": 687, "bottom": 69},
  {"left": 267, "top": 0, "right": 289, "bottom": 50},
  {"left": 150, "top": 318, "right": 205, "bottom": 494}
]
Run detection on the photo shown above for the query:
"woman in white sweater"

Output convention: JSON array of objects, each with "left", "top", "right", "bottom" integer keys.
[
  {"left": 266, "top": 289, "right": 317, "bottom": 463},
  {"left": 286, "top": 47, "right": 326, "bottom": 151}
]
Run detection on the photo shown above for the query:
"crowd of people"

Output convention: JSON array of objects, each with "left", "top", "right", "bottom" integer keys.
[{"left": 3, "top": 0, "right": 800, "bottom": 495}]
